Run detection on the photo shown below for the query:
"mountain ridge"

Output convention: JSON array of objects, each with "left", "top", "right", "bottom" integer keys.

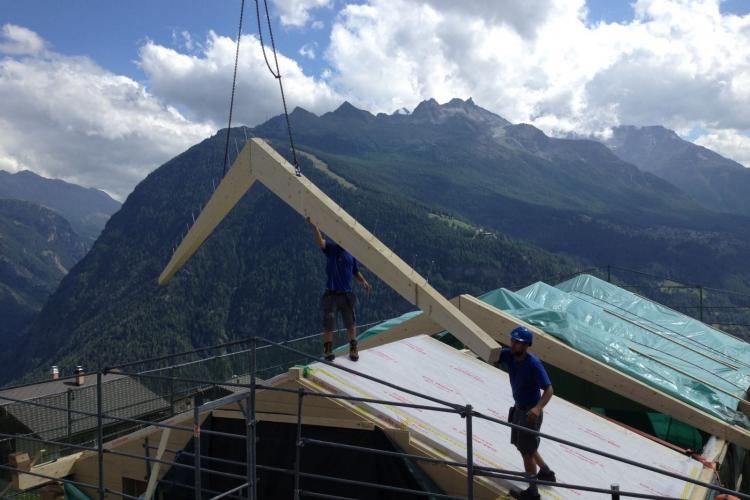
[
  {"left": 10, "top": 97, "right": 750, "bottom": 383},
  {"left": 6, "top": 130, "right": 576, "bottom": 384},
  {"left": 0, "top": 169, "right": 121, "bottom": 242},
  {"left": 602, "top": 125, "right": 750, "bottom": 215},
  {"left": 0, "top": 198, "right": 87, "bottom": 355}
]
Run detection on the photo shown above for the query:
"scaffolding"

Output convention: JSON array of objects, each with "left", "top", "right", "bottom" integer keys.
[{"left": 0, "top": 333, "right": 747, "bottom": 500}]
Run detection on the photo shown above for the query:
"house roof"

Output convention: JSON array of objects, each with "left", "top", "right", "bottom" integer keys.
[
  {"left": 361, "top": 274, "right": 750, "bottom": 427},
  {"left": 306, "top": 335, "right": 706, "bottom": 499},
  {"left": 0, "top": 373, "right": 169, "bottom": 440}
]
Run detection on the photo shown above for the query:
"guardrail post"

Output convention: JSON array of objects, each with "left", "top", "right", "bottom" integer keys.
[
  {"left": 294, "top": 388, "right": 305, "bottom": 500},
  {"left": 465, "top": 404, "right": 474, "bottom": 500},
  {"left": 169, "top": 366, "right": 176, "bottom": 416},
  {"left": 194, "top": 401, "right": 201, "bottom": 500},
  {"left": 96, "top": 371, "right": 104, "bottom": 499},
  {"left": 247, "top": 337, "right": 257, "bottom": 500},
  {"left": 67, "top": 389, "right": 73, "bottom": 441},
  {"left": 611, "top": 483, "right": 620, "bottom": 500}
]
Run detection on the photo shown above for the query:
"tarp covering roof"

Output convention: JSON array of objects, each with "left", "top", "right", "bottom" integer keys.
[{"left": 360, "top": 274, "right": 750, "bottom": 427}]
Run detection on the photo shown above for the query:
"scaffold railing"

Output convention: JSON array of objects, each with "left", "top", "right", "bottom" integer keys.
[{"left": 0, "top": 334, "right": 747, "bottom": 500}]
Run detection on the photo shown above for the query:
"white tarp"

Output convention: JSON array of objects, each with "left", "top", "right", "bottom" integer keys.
[{"left": 306, "top": 335, "right": 704, "bottom": 499}]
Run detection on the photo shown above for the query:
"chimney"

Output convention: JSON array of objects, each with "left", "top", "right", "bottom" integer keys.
[
  {"left": 74, "top": 366, "right": 85, "bottom": 386},
  {"left": 50, "top": 366, "right": 59, "bottom": 381}
]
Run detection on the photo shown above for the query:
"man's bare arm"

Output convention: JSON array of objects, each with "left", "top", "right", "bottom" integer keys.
[
  {"left": 355, "top": 272, "right": 372, "bottom": 292},
  {"left": 528, "top": 385, "right": 553, "bottom": 422},
  {"left": 306, "top": 217, "right": 326, "bottom": 250}
]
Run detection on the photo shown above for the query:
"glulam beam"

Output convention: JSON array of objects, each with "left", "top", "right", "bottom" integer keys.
[{"left": 159, "top": 138, "right": 500, "bottom": 363}]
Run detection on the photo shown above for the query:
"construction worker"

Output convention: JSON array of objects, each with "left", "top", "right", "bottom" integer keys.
[
  {"left": 498, "top": 326, "right": 556, "bottom": 500},
  {"left": 307, "top": 218, "right": 372, "bottom": 362}
]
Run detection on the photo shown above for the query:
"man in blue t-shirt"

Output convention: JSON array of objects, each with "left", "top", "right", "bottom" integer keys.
[
  {"left": 497, "top": 326, "right": 556, "bottom": 500},
  {"left": 308, "top": 218, "right": 372, "bottom": 362}
]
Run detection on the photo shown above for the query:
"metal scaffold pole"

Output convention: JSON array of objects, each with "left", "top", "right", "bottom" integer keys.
[
  {"left": 194, "top": 400, "right": 201, "bottom": 500},
  {"left": 294, "top": 388, "right": 305, "bottom": 500},
  {"left": 96, "top": 371, "right": 104, "bottom": 500},
  {"left": 465, "top": 404, "right": 474, "bottom": 500},
  {"left": 247, "top": 337, "right": 257, "bottom": 500}
]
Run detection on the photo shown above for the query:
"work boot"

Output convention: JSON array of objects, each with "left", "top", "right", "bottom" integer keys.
[
  {"left": 536, "top": 466, "right": 556, "bottom": 483},
  {"left": 349, "top": 340, "right": 359, "bottom": 361},
  {"left": 510, "top": 487, "right": 541, "bottom": 500},
  {"left": 323, "top": 341, "right": 335, "bottom": 362}
]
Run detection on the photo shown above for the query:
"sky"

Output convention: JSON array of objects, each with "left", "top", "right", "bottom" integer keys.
[{"left": 1, "top": 0, "right": 749, "bottom": 200}]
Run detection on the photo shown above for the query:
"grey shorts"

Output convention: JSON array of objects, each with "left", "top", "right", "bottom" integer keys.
[
  {"left": 509, "top": 405, "right": 543, "bottom": 455},
  {"left": 321, "top": 291, "right": 356, "bottom": 331}
]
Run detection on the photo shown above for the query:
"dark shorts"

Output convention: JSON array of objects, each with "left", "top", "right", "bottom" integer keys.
[
  {"left": 321, "top": 291, "right": 356, "bottom": 331},
  {"left": 509, "top": 405, "right": 543, "bottom": 455}
]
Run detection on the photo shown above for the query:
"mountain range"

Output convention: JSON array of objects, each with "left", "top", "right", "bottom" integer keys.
[
  {"left": 0, "top": 169, "right": 120, "bottom": 242},
  {"left": 604, "top": 125, "right": 750, "bottom": 216},
  {"left": 4, "top": 97, "right": 750, "bottom": 383},
  {"left": 0, "top": 170, "right": 121, "bottom": 354},
  {"left": 0, "top": 199, "right": 88, "bottom": 354},
  {"left": 256, "top": 99, "right": 750, "bottom": 286}
]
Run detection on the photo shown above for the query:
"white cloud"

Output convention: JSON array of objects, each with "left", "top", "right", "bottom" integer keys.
[
  {"left": 418, "top": 0, "right": 564, "bottom": 39},
  {"left": 0, "top": 24, "right": 342, "bottom": 200},
  {"left": 270, "top": 0, "right": 330, "bottom": 27},
  {"left": 323, "top": 0, "right": 750, "bottom": 165},
  {"left": 0, "top": 24, "right": 46, "bottom": 55},
  {"left": 299, "top": 43, "right": 316, "bottom": 59},
  {"left": 0, "top": 28, "right": 213, "bottom": 200},
  {"left": 138, "top": 31, "right": 341, "bottom": 126},
  {"left": 3, "top": 0, "right": 750, "bottom": 207},
  {"left": 695, "top": 130, "right": 750, "bottom": 167}
]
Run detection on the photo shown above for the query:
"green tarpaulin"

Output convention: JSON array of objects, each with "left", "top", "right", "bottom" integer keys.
[
  {"left": 359, "top": 274, "right": 750, "bottom": 429},
  {"left": 64, "top": 483, "right": 91, "bottom": 500}
]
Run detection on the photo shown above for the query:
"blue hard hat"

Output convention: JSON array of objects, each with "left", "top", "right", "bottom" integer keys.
[{"left": 510, "top": 326, "right": 533, "bottom": 346}]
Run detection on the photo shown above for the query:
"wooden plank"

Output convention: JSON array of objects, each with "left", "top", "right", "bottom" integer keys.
[
  {"left": 248, "top": 139, "right": 499, "bottom": 363},
  {"left": 687, "top": 467, "right": 715, "bottom": 500},
  {"left": 143, "top": 428, "right": 171, "bottom": 500},
  {"left": 13, "top": 452, "right": 83, "bottom": 490},
  {"left": 158, "top": 138, "right": 499, "bottom": 363},
  {"left": 158, "top": 145, "right": 256, "bottom": 284},
  {"left": 211, "top": 409, "right": 375, "bottom": 430},
  {"left": 456, "top": 294, "right": 750, "bottom": 450}
]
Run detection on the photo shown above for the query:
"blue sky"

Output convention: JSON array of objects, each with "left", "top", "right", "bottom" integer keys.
[
  {"left": 5, "top": 0, "right": 747, "bottom": 84},
  {"left": 0, "top": 0, "right": 335, "bottom": 80},
  {"left": 1, "top": 0, "right": 749, "bottom": 198}
]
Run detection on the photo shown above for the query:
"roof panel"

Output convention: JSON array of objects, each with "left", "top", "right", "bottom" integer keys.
[{"left": 307, "top": 335, "right": 704, "bottom": 499}]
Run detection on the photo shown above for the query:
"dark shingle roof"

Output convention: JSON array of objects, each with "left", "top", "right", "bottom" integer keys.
[{"left": 0, "top": 373, "right": 169, "bottom": 440}]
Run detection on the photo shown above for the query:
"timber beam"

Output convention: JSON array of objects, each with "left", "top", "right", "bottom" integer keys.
[{"left": 158, "top": 138, "right": 500, "bottom": 363}]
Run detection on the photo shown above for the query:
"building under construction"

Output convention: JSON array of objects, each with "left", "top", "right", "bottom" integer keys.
[{"left": 1, "top": 137, "right": 749, "bottom": 499}]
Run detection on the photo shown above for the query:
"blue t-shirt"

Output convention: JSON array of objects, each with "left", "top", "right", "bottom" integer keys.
[
  {"left": 323, "top": 241, "right": 359, "bottom": 292},
  {"left": 498, "top": 348, "right": 551, "bottom": 408}
]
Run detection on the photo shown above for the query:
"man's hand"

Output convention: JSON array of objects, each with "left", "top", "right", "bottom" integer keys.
[
  {"left": 527, "top": 406, "right": 542, "bottom": 423},
  {"left": 361, "top": 280, "right": 373, "bottom": 293},
  {"left": 308, "top": 217, "right": 325, "bottom": 249}
]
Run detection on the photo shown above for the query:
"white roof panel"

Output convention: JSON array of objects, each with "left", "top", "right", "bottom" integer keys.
[{"left": 307, "top": 335, "right": 704, "bottom": 499}]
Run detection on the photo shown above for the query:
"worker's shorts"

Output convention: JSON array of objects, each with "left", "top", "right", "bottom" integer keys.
[
  {"left": 321, "top": 291, "right": 356, "bottom": 331},
  {"left": 509, "top": 405, "right": 543, "bottom": 455}
]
